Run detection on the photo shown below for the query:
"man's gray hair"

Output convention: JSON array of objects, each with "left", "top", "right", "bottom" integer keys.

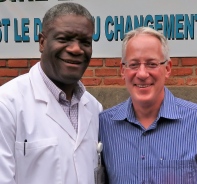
[
  {"left": 122, "top": 27, "right": 170, "bottom": 63},
  {"left": 42, "top": 2, "right": 94, "bottom": 33}
]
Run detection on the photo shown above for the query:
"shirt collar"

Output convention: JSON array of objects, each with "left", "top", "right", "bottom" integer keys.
[
  {"left": 158, "top": 87, "right": 181, "bottom": 119},
  {"left": 111, "top": 97, "right": 136, "bottom": 122},
  {"left": 111, "top": 87, "right": 181, "bottom": 122},
  {"left": 38, "top": 62, "right": 85, "bottom": 102}
]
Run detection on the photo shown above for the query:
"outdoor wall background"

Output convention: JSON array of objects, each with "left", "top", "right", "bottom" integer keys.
[
  {"left": 0, "top": 57, "right": 197, "bottom": 109},
  {"left": 1, "top": 1, "right": 197, "bottom": 109},
  {"left": 1, "top": 57, "right": 197, "bottom": 86}
]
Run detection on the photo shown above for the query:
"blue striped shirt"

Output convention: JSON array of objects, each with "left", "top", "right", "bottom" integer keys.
[{"left": 99, "top": 87, "right": 197, "bottom": 184}]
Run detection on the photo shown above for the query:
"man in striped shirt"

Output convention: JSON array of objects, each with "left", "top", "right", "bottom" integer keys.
[{"left": 99, "top": 27, "right": 197, "bottom": 184}]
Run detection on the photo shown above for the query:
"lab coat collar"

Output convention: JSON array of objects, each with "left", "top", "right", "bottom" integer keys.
[
  {"left": 29, "top": 63, "right": 93, "bottom": 144},
  {"left": 29, "top": 63, "right": 78, "bottom": 140}
]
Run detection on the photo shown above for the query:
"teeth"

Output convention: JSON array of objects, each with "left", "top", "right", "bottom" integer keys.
[
  {"left": 60, "top": 58, "right": 80, "bottom": 64},
  {"left": 136, "top": 84, "right": 150, "bottom": 88},
  {"left": 65, "top": 60, "right": 75, "bottom": 64}
]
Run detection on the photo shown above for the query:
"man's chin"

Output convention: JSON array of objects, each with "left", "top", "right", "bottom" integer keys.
[{"left": 62, "top": 75, "right": 82, "bottom": 84}]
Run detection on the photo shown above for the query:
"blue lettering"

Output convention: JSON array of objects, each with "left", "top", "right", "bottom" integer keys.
[
  {"left": 154, "top": 15, "right": 163, "bottom": 31},
  {"left": 144, "top": 15, "right": 154, "bottom": 28},
  {"left": 14, "top": 18, "right": 22, "bottom": 42},
  {"left": 0, "top": 21, "right": 2, "bottom": 42},
  {"left": 175, "top": 14, "right": 184, "bottom": 39},
  {"left": 114, "top": 16, "right": 124, "bottom": 41},
  {"left": 163, "top": 14, "right": 175, "bottom": 40},
  {"left": 125, "top": 16, "right": 133, "bottom": 34},
  {"left": 0, "top": 19, "right": 10, "bottom": 42},
  {"left": 184, "top": 14, "right": 194, "bottom": 39},
  {"left": 34, "top": 18, "right": 42, "bottom": 42},
  {"left": 0, "top": 0, "right": 48, "bottom": 1},
  {"left": 22, "top": 18, "right": 30, "bottom": 42},
  {"left": 92, "top": 16, "right": 100, "bottom": 41},
  {"left": 134, "top": 15, "right": 144, "bottom": 29},
  {"left": 105, "top": 16, "right": 114, "bottom": 41}
]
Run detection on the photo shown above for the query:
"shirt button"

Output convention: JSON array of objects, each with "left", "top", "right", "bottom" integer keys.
[
  {"left": 60, "top": 92, "right": 65, "bottom": 98},
  {"left": 141, "top": 155, "right": 145, "bottom": 160}
]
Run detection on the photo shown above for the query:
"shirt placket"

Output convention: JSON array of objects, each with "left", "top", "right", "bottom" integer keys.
[{"left": 60, "top": 92, "right": 78, "bottom": 133}]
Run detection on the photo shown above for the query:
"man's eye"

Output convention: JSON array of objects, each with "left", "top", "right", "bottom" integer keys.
[
  {"left": 56, "top": 37, "right": 66, "bottom": 42},
  {"left": 129, "top": 63, "right": 139, "bottom": 68},
  {"left": 147, "top": 63, "right": 158, "bottom": 68},
  {"left": 81, "top": 40, "right": 92, "bottom": 47}
]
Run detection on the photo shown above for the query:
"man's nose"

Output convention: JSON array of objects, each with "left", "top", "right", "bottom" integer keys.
[
  {"left": 135, "top": 64, "right": 149, "bottom": 79},
  {"left": 66, "top": 41, "right": 84, "bottom": 55}
]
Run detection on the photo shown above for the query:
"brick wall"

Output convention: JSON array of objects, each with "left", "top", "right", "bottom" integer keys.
[{"left": 0, "top": 57, "right": 197, "bottom": 86}]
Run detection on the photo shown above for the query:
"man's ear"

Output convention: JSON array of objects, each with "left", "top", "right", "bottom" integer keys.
[
  {"left": 39, "top": 33, "right": 45, "bottom": 53},
  {"left": 165, "top": 59, "right": 172, "bottom": 79},
  {"left": 120, "top": 62, "right": 125, "bottom": 79}
]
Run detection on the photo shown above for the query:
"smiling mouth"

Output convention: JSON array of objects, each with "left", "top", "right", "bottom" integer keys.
[
  {"left": 135, "top": 84, "right": 152, "bottom": 88},
  {"left": 58, "top": 57, "right": 82, "bottom": 65}
]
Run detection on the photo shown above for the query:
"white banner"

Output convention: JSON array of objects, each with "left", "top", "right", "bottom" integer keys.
[{"left": 0, "top": 0, "right": 197, "bottom": 58}]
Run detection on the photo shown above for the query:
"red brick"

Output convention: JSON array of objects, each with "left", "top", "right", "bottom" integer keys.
[
  {"left": 181, "top": 58, "right": 197, "bottom": 66},
  {"left": 0, "top": 69, "right": 18, "bottom": 77},
  {"left": 165, "top": 78, "right": 185, "bottom": 85},
  {"left": 117, "top": 69, "right": 122, "bottom": 76},
  {"left": 105, "top": 58, "right": 121, "bottom": 67},
  {"left": 186, "top": 78, "right": 197, "bottom": 86},
  {"left": 89, "top": 59, "right": 103, "bottom": 67},
  {"left": 171, "top": 68, "right": 193, "bottom": 76},
  {"left": 81, "top": 78, "right": 102, "bottom": 86},
  {"left": 8, "top": 59, "right": 28, "bottom": 68},
  {"left": 1, "top": 56, "right": 197, "bottom": 87},
  {"left": 0, "top": 78, "right": 12, "bottom": 86},
  {"left": 0, "top": 60, "right": 6, "bottom": 67},
  {"left": 104, "top": 78, "right": 125, "bottom": 85},
  {"left": 95, "top": 68, "right": 117, "bottom": 76},
  {"left": 83, "top": 69, "right": 94, "bottom": 77},
  {"left": 30, "top": 59, "right": 39, "bottom": 67},
  {"left": 171, "top": 58, "right": 179, "bottom": 66},
  {"left": 20, "top": 69, "right": 30, "bottom": 75}
]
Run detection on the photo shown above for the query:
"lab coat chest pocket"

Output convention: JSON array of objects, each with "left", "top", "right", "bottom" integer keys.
[{"left": 15, "top": 137, "right": 62, "bottom": 184}]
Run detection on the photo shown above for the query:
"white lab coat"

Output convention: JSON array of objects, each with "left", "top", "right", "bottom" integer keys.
[{"left": 0, "top": 63, "right": 103, "bottom": 184}]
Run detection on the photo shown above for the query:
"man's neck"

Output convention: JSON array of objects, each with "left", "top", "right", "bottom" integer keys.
[
  {"left": 53, "top": 81, "right": 76, "bottom": 101},
  {"left": 132, "top": 100, "right": 163, "bottom": 129}
]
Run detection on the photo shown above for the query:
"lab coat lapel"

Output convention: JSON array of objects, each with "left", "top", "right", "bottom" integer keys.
[
  {"left": 46, "top": 97, "right": 77, "bottom": 141},
  {"left": 75, "top": 96, "right": 92, "bottom": 150},
  {"left": 29, "top": 63, "right": 77, "bottom": 141}
]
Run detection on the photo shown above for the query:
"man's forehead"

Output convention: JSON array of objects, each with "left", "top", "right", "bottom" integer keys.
[{"left": 44, "top": 15, "right": 94, "bottom": 34}]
